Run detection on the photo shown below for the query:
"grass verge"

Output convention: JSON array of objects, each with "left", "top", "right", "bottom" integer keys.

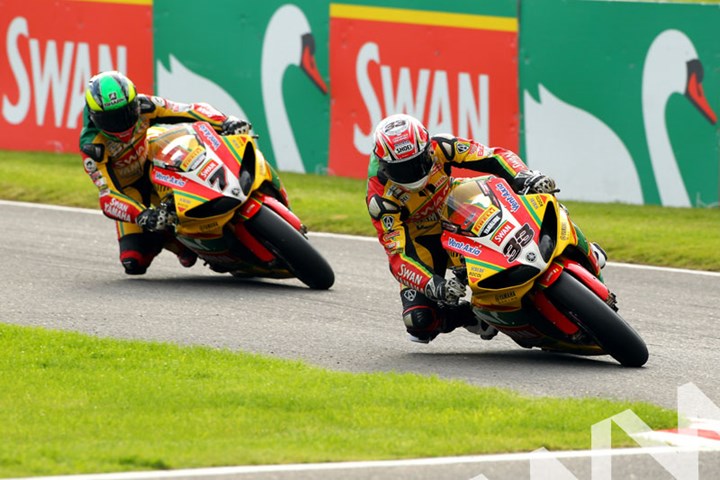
[{"left": 0, "top": 324, "right": 676, "bottom": 478}]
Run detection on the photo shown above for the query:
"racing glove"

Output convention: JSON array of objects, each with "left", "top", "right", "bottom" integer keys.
[
  {"left": 221, "top": 116, "right": 252, "bottom": 135},
  {"left": 425, "top": 275, "right": 466, "bottom": 304},
  {"left": 512, "top": 170, "right": 559, "bottom": 195},
  {"left": 136, "top": 208, "right": 168, "bottom": 232}
]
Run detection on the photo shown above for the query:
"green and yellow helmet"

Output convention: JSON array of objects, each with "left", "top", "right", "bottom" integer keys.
[{"left": 85, "top": 71, "right": 139, "bottom": 138}]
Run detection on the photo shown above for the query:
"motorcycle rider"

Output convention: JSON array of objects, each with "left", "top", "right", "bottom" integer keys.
[
  {"left": 366, "top": 113, "right": 607, "bottom": 344},
  {"left": 80, "top": 70, "right": 252, "bottom": 275}
]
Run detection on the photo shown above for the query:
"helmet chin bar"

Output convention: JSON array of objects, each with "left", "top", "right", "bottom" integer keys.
[{"left": 395, "top": 175, "right": 430, "bottom": 191}]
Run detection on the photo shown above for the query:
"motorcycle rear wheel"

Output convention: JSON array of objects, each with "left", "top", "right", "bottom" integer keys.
[
  {"left": 544, "top": 271, "right": 648, "bottom": 367},
  {"left": 245, "top": 205, "right": 335, "bottom": 290}
]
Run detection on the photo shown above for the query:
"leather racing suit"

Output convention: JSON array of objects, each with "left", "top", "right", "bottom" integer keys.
[
  {"left": 79, "top": 95, "right": 235, "bottom": 274},
  {"left": 366, "top": 134, "right": 534, "bottom": 341}
]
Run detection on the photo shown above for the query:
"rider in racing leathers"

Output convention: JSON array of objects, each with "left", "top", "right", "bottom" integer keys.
[
  {"left": 366, "top": 113, "right": 607, "bottom": 344},
  {"left": 80, "top": 70, "right": 252, "bottom": 275}
]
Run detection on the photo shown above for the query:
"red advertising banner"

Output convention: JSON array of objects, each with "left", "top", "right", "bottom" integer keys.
[
  {"left": 328, "top": 5, "right": 519, "bottom": 179},
  {"left": 0, "top": 0, "right": 152, "bottom": 153}
]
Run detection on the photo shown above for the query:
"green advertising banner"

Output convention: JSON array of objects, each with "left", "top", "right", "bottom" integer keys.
[
  {"left": 520, "top": 0, "right": 720, "bottom": 207},
  {"left": 154, "top": 1, "right": 330, "bottom": 174}
]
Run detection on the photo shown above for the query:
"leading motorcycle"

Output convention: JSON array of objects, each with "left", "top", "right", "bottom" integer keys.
[
  {"left": 440, "top": 175, "right": 648, "bottom": 367},
  {"left": 145, "top": 121, "right": 334, "bottom": 290}
]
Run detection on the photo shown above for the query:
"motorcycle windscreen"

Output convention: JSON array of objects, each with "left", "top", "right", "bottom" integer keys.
[
  {"left": 148, "top": 125, "right": 207, "bottom": 172},
  {"left": 442, "top": 177, "right": 501, "bottom": 236}
]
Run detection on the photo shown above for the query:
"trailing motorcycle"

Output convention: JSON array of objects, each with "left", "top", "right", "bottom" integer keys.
[
  {"left": 145, "top": 122, "right": 334, "bottom": 290},
  {"left": 440, "top": 175, "right": 648, "bottom": 367}
]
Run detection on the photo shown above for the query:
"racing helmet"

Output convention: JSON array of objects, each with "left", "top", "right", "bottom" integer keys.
[
  {"left": 373, "top": 114, "right": 432, "bottom": 191},
  {"left": 85, "top": 71, "right": 140, "bottom": 142}
]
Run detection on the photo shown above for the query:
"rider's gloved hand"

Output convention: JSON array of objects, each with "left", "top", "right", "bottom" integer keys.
[
  {"left": 136, "top": 208, "right": 167, "bottom": 232},
  {"left": 512, "top": 170, "right": 559, "bottom": 195},
  {"left": 425, "top": 275, "right": 466, "bottom": 304},
  {"left": 221, "top": 116, "right": 252, "bottom": 135}
]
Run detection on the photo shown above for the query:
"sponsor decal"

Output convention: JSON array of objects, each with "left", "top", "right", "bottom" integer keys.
[
  {"left": 382, "top": 230, "right": 400, "bottom": 241},
  {"left": 479, "top": 211, "right": 503, "bottom": 237},
  {"left": 153, "top": 171, "right": 187, "bottom": 188},
  {"left": 180, "top": 150, "right": 205, "bottom": 171},
  {"left": 456, "top": 142, "right": 470, "bottom": 153},
  {"left": 151, "top": 96, "right": 166, "bottom": 108},
  {"left": 406, "top": 182, "right": 450, "bottom": 222},
  {"left": 398, "top": 263, "right": 425, "bottom": 289},
  {"left": 394, "top": 142, "right": 413, "bottom": 155},
  {"left": 560, "top": 221, "right": 569, "bottom": 241},
  {"left": 103, "top": 197, "right": 131, "bottom": 222},
  {"left": 199, "top": 222, "right": 220, "bottom": 232},
  {"left": 198, "top": 159, "right": 220, "bottom": 181},
  {"left": 403, "top": 289, "right": 417, "bottom": 301},
  {"left": 195, "top": 103, "right": 222, "bottom": 119},
  {"left": 446, "top": 236, "right": 482, "bottom": 256},
  {"left": 495, "top": 181, "right": 520, "bottom": 212},
  {"left": 382, "top": 214, "right": 395, "bottom": 231},
  {"left": 102, "top": 91, "right": 123, "bottom": 108},
  {"left": 83, "top": 158, "right": 97, "bottom": 173},
  {"left": 491, "top": 220, "right": 513, "bottom": 246},
  {"left": 111, "top": 143, "right": 147, "bottom": 178},
  {"left": 468, "top": 267, "right": 486, "bottom": 279},
  {"left": 228, "top": 136, "right": 247, "bottom": 151},
  {"left": 196, "top": 122, "right": 222, "bottom": 150},
  {"left": 494, "top": 290, "right": 517, "bottom": 304},
  {"left": 469, "top": 206, "right": 496, "bottom": 235}
]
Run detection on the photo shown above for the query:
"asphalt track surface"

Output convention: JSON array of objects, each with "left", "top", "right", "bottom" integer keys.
[{"left": 2, "top": 200, "right": 720, "bottom": 479}]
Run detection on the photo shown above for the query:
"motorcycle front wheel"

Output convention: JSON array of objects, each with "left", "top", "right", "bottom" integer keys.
[
  {"left": 245, "top": 205, "right": 335, "bottom": 290},
  {"left": 544, "top": 271, "right": 649, "bottom": 367}
]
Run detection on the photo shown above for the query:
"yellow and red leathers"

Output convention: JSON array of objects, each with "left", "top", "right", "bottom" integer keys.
[
  {"left": 366, "top": 134, "right": 531, "bottom": 339},
  {"left": 79, "top": 95, "right": 233, "bottom": 273}
]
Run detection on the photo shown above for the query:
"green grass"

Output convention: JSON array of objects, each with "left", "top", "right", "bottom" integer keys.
[
  {"left": 2, "top": 150, "right": 719, "bottom": 270},
  {"left": 0, "top": 324, "right": 676, "bottom": 478}
]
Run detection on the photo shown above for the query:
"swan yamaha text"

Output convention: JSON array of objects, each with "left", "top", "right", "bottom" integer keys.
[
  {"left": 441, "top": 176, "right": 648, "bottom": 367},
  {"left": 146, "top": 122, "right": 334, "bottom": 290}
]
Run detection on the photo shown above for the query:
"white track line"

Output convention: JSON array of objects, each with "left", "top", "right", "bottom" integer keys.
[{"left": 9, "top": 444, "right": 720, "bottom": 480}]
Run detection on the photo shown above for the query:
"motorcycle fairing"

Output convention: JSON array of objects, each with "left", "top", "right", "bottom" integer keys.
[
  {"left": 442, "top": 177, "right": 580, "bottom": 310},
  {"left": 147, "top": 122, "right": 307, "bottom": 279}
]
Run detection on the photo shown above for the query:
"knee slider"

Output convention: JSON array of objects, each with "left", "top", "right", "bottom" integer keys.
[
  {"left": 121, "top": 258, "right": 148, "bottom": 275},
  {"left": 402, "top": 305, "right": 440, "bottom": 331}
]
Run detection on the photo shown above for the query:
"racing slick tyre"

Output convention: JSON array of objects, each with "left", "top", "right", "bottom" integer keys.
[
  {"left": 246, "top": 205, "right": 335, "bottom": 290},
  {"left": 545, "top": 271, "right": 649, "bottom": 367}
]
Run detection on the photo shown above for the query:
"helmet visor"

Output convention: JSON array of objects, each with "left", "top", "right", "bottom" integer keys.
[
  {"left": 91, "top": 100, "right": 138, "bottom": 133},
  {"left": 385, "top": 149, "right": 432, "bottom": 185}
]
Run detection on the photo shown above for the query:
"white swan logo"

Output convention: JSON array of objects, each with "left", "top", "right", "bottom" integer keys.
[
  {"left": 157, "top": 4, "right": 327, "bottom": 174},
  {"left": 524, "top": 29, "right": 717, "bottom": 207}
]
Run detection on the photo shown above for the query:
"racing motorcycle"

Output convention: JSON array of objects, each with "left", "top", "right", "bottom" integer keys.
[
  {"left": 145, "top": 121, "right": 334, "bottom": 290},
  {"left": 440, "top": 175, "right": 648, "bottom": 367}
]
